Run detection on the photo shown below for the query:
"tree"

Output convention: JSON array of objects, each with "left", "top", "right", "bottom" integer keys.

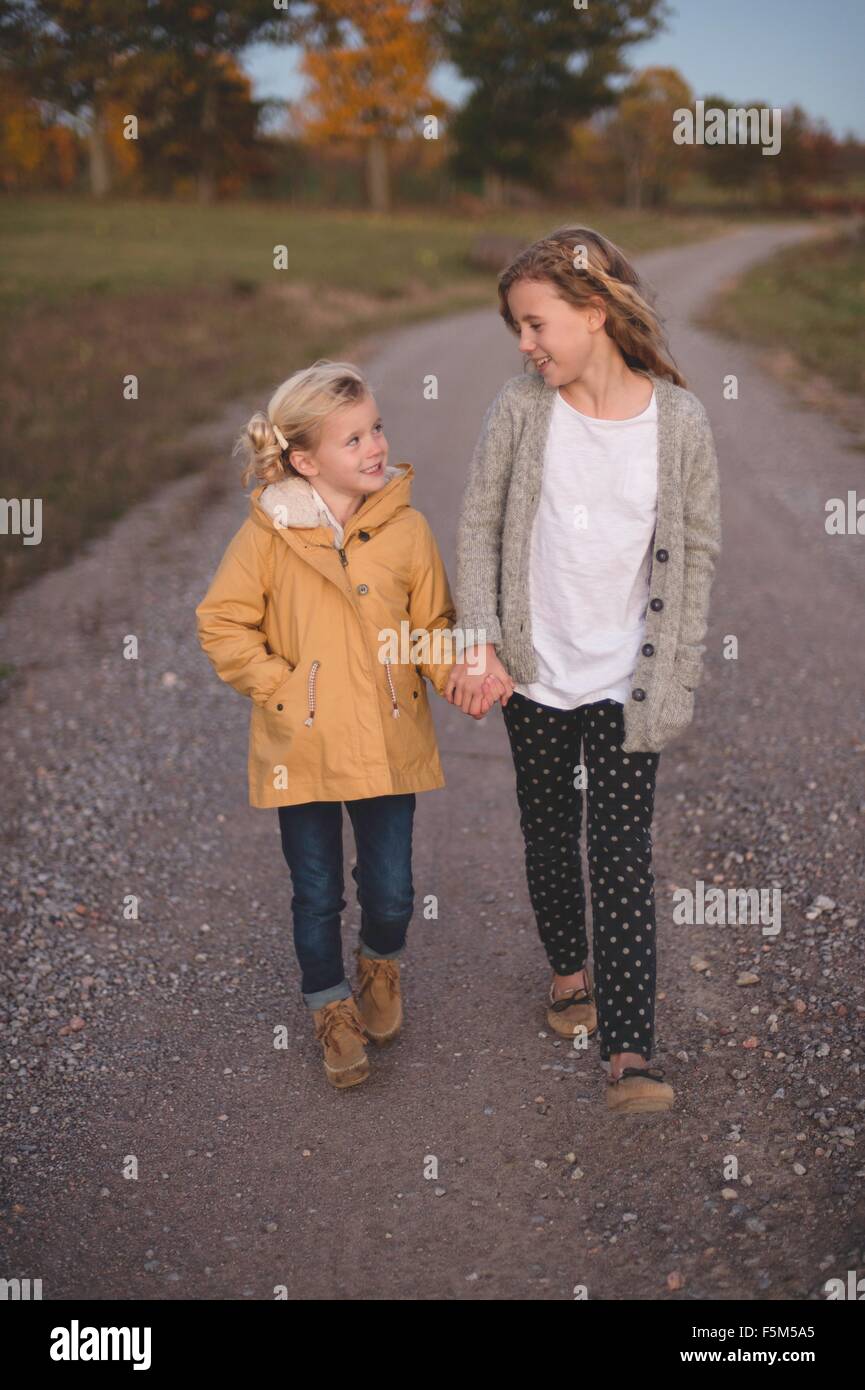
[
  {"left": 693, "top": 98, "right": 840, "bottom": 209},
  {"left": 762, "top": 103, "right": 840, "bottom": 208},
  {"left": 0, "top": 69, "right": 79, "bottom": 189},
  {"left": 144, "top": 1, "right": 297, "bottom": 201},
  {"left": 603, "top": 66, "right": 693, "bottom": 209},
  {"left": 0, "top": 0, "right": 157, "bottom": 194},
  {"left": 429, "top": 0, "right": 670, "bottom": 204},
  {"left": 110, "top": 47, "right": 270, "bottom": 197},
  {"left": 0, "top": 0, "right": 297, "bottom": 199},
  {"left": 296, "top": 0, "right": 444, "bottom": 213}
]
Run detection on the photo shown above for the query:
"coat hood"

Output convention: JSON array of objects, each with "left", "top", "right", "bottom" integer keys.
[{"left": 249, "top": 461, "right": 414, "bottom": 541}]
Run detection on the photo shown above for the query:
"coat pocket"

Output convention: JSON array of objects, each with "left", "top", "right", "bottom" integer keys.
[
  {"left": 380, "top": 658, "right": 425, "bottom": 719},
  {"left": 263, "top": 664, "right": 299, "bottom": 715}
]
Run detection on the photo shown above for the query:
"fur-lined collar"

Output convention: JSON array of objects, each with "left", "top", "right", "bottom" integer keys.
[{"left": 257, "top": 463, "right": 405, "bottom": 529}]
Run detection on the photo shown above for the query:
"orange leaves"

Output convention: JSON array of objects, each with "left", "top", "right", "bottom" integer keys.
[{"left": 299, "top": 1, "right": 438, "bottom": 142}]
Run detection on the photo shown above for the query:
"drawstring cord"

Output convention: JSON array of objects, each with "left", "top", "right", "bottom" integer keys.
[
  {"left": 301, "top": 658, "right": 400, "bottom": 724},
  {"left": 383, "top": 658, "right": 400, "bottom": 718},
  {"left": 303, "top": 660, "right": 320, "bottom": 726}
]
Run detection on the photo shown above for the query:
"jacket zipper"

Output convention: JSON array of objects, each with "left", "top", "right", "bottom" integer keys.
[{"left": 301, "top": 543, "right": 400, "bottom": 722}]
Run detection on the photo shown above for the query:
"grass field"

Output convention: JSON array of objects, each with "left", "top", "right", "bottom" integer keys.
[
  {"left": 0, "top": 197, "right": 736, "bottom": 309},
  {"left": 697, "top": 224, "right": 865, "bottom": 399},
  {"left": 0, "top": 196, "right": 736, "bottom": 600}
]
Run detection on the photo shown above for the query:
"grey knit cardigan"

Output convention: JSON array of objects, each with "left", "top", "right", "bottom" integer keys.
[{"left": 454, "top": 369, "right": 722, "bottom": 753}]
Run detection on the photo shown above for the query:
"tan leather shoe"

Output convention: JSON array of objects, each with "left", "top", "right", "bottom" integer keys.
[
  {"left": 312, "top": 996, "right": 370, "bottom": 1088},
  {"left": 355, "top": 949, "right": 403, "bottom": 1044},
  {"left": 607, "top": 1065, "right": 674, "bottom": 1114},
  {"left": 546, "top": 962, "right": 597, "bottom": 1039}
]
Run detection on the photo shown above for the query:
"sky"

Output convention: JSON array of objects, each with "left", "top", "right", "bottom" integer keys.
[{"left": 244, "top": 0, "right": 865, "bottom": 141}]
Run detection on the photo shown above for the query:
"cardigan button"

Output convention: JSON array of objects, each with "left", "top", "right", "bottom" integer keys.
[
  {"left": 276, "top": 703, "right": 284, "bottom": 711},
  {"left": 649, "top": 597, "right": 664, "bottom": 612},
  {"left": 357, "top": 583, "right": 369, "bottom": 594},
  {"left": 632, "top": 687, "right": 646, "bottom": 701},
  {"left": 358, "top": 530, "right": 370, "bottom": 541},
  {"left": 655, "top": 547, "right": 669, "bottom": 562},
  {"left": 641, "top": 643, "right": 655, "bottom": 657}
]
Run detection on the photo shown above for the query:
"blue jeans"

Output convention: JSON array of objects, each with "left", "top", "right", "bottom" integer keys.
[{"left": 277, "top": 793, "right": 416, "bottom": 1010}]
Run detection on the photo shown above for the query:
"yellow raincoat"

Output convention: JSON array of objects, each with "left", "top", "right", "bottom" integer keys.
[{"left": 195, "top": 462, "right": 456, "bottom": 808}]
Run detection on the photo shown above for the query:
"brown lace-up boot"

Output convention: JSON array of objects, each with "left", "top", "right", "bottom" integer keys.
[
  {"left": 354, "top": 948, "right": 403, "bottom": 1044},
  {"left": 311, "top": 996, "right": 370, "bottom": 1088}
]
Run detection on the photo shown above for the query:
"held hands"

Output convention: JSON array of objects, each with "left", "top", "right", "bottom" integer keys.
[{"left": 444, "top": 644, "right": 515, "bottom": 719}]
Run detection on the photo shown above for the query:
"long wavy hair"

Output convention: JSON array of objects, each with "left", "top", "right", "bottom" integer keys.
[
  {"left": 237, "top": 359, "right": 372, "bottom": 489},
  {"left": 497, "top": 225, "right": 687, "bottom": 387}
]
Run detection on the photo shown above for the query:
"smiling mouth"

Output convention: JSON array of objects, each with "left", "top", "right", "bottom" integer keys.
[
  {"left": 535, "top": 356, "right": 552, "bottom": 368},
  {"left": 361, "top": 460, "right": 384, "bottom": 474}
]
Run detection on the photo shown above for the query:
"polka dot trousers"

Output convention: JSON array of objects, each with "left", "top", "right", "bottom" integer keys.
[{"left": 502, "top": 692, "right": 660, "bottom": 1063}]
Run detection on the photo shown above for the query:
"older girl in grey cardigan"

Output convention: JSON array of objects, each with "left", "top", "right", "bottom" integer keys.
[{"left": 446, "top": 226, "right": 721, "bottom": 1115}]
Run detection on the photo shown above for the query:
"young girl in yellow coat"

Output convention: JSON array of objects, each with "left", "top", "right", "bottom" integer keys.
[{"left": 196, "top": 360, "right": 456, "bottom": 1089}]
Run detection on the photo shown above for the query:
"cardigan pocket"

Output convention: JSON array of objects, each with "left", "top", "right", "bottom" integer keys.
[
  {"left": 672, "top": 645, "right": 703, "bottom": 691},
  {"left": 648, "top": 672, "right": 695, "bottom": 747}
]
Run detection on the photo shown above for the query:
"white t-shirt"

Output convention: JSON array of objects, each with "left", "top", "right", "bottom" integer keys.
[{"left": 511, "top": 384, "right": 658, "bottom": 710}]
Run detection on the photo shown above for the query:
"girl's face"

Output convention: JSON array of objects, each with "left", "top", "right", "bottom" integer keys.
[
  {"left": 507, "top": 278, "right": 604, "bottom": 387},
  {"left": 291, "top": 393, "right": 389, "bottom": 497}
]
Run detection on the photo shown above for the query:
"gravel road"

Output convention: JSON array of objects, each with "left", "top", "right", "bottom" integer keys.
[{"left": 1, "top": 219, "right": 863, "bottom": 1301}]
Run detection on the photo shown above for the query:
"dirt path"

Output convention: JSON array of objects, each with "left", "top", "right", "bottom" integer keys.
[{"left": 2, "top": 219, "right": 863, "bottom": 1301}]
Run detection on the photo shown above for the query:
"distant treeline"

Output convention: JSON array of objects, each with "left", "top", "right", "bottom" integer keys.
[{"left": 1, "top": 1, "right": 862, "bottom": 211}]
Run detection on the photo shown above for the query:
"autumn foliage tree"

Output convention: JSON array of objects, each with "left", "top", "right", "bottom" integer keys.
[
  {"left": 0, "top": 0, "right": 156, "bottom": 194},
  {"left": 141, "top": 1, "right": 294, "bottom": 202},
  {"left": 297, "top": 0, "right": 446, "bottom": 212},
  {"left": 0, "top": 72, "right": 79, "bottom": 189},
  {"left": 107, "top": 48, "right": 269, "bottom": 197},
  {"left": 602, "top": 66, "right": 694, "bottom": 209},
  {"left": 0, "top": 0, "right": 294, "bottom": 199}
]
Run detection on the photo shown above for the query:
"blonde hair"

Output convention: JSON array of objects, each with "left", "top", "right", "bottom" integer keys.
[
  {"left": 237, "top": 359, "right": 373, "bottom": 488},
  {"left": 497, "top": 225, "right": 687, "bottom": 388}
]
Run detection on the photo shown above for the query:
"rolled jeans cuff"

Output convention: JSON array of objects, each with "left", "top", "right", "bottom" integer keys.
[
  {"left": 358, "top": 940, "right": 404, "bottom": 961},
  {"left": 303, "top": 978, "right": 352, "bottom": 1012}
]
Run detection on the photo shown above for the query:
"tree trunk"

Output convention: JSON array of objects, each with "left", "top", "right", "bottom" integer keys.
[
  {"left": 366, "top": 135, "right": 390, "bottom": 212},
  {"left": 483, "top": 169, "right": 505, "bottom": 207},
  {"left": 197, "top": 79, "right": 218, "bottom": 204},
  {"left": 626, "top": 155, "right": 642, "bottom": 211},
  {"left": 87, "top": 107, "right": 111, "bottom": 197}
]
